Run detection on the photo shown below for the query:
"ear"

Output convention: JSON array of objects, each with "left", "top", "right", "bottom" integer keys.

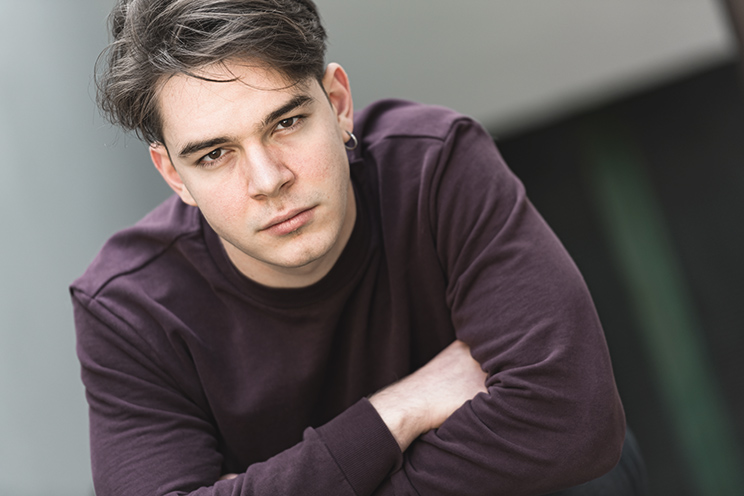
[
  {"left": 149, "top": 143, "right": 198, "bottom": 206},
  {"left": 322, "top": 63, "right": 354, "bottom": 135}
]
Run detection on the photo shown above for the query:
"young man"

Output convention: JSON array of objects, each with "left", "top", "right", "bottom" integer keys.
[{"left": 72, "top": 1, "right": 640, "bottom": 494}]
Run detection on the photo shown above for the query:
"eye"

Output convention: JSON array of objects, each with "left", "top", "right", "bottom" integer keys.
[
  {"left": 205, "top": 149, "right": 223, "bottom": 160},
  {"left": 197, "top": 148, "right": 227, "bottom": 167},
  {"left": 276, "top": 116, "right": 301, "bottom": 130}
]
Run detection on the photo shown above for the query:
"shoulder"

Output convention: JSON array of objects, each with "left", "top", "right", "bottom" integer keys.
[
  {"left": 351, "top": 99, "right": 500, "bottom": 186},
  {"left": 354, "top": 99, "right": 476, "bottom": 146},
  {"left": 71, "top": 195, "right": 203, "bottom": 298}
]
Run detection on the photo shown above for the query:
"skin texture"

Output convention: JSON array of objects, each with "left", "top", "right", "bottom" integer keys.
[{"left": 150, "top": 61, "right": 357, "bottom": 288}]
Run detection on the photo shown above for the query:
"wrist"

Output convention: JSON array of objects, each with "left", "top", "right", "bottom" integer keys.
[{"left": 369, "top": 385, "right": 430, "bottom": 452}]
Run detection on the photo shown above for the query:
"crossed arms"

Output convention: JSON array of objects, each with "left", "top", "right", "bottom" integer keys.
[{"left": 72, "top": 114, "right": 624, "bottom": 496}]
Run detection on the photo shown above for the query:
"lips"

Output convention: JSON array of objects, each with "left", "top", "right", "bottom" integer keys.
[{"left": 261, "top": 207, "right": 316, "bottom": 236}]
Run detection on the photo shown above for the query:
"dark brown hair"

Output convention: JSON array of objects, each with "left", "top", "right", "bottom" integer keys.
[{"left": 96, "top": 0, "right": 327, "bottom": 144}]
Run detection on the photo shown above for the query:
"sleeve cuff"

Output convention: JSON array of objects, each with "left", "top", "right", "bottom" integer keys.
[{"left": 316, "top": 397, "right": 402, "bottom": 495}]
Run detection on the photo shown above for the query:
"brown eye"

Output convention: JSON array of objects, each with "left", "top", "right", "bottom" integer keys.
[
  {"left": 206, "top": 149, "right": 222, "bottom": 160},
  {"left": 277, "top": 117, "right": 299, "bottom": 129}
]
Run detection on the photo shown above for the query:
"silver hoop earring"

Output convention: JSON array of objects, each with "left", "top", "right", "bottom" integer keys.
[{"left": 344, "top": 131, "right": 358, "bottom": 151}]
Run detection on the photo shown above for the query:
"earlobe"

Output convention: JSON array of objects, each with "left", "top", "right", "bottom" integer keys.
[
  {"left": 322, "top": 63, "right": 354, "bottom": 135},
  {"left": 149, "top": 144, "right": 198, "bottom": 206}
]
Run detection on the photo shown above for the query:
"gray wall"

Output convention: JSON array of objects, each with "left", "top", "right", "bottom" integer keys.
[
  {"left": 0, "top": 1, "right": 733, "bottom": 494},
  {"left": 321, "top": 0, "right": 734, "bottom": 132},
  {"left": 0, "top": 2, "right": 170, "bottom": 495}
]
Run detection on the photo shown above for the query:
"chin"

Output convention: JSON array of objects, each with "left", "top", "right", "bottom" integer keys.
[{"left": 269, "top": 234, "right": 335, "bottom": 269}]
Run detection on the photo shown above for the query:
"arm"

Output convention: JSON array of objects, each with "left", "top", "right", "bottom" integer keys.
[
  {"left": 369, "top": 340, "right": 488, "bottom": 452},
  {"left": 218, "top": 341, "right": 487, "bottom": 479},
  {"left": 73, "top": 292, "right": 401, "bottom": 496},
  {"left": 378, "top": 118, "right": 626, "bottom": 495}
]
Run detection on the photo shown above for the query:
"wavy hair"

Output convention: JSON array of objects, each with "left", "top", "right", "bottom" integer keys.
[{"left": 96, "top": 0, "right": 327, "bottom": 144}]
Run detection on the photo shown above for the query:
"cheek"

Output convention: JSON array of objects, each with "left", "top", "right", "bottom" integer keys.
[
  {"left": 307, "top": 140, "right": 350, "bottom": 186},
  {"left": 292, "top": 151, "right": 344, "bottom": 195},
  {"left": 183, "top": 176, "right": 247, "bottom": 224},
  {"left": 302, "top": 119, "right": 349, "bottom": 180}
]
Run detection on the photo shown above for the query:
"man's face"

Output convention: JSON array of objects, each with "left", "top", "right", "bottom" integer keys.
[{"left": 150, "top": 61, "right": 356, "bottom": 288}]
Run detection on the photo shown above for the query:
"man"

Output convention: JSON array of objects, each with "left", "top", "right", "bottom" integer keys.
[{"left": 72, "top": 1, "right": 640, "bottom": 494}]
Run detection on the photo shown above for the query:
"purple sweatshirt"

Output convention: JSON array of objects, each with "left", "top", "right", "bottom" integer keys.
[{"left": 71, "top": 99, "right": 625, "bottom": 496}]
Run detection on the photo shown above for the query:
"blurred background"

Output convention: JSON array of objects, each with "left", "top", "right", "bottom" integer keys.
[{"left": 1, "top": 1, "right": 742, "bottom": 494}]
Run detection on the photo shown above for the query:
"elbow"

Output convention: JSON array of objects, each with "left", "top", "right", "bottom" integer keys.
[
  {"left": 596, "top": 391, "right": 627, "bottom": 475},
  {"left": 588, "top": 419, "right": 626, "bottom": 481},
  {"left": 566, "top": 393, "right": 627, "bottom": 484}
]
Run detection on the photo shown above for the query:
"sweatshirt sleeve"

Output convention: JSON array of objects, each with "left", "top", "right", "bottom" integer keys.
[
  {"left": 72, "top": 290, "right": 401, "bottom": 496},
  {"left": 383, "top": 118, "right": 626, "bottom": 495}
]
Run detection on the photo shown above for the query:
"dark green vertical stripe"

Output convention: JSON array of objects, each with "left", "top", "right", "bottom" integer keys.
[{"left": 579, "top": 119, "right": 744, "bottom": 496}]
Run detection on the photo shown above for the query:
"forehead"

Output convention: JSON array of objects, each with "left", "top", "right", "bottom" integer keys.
[{"left": 156, "top": 61, "right": 316, "bottom": 146}]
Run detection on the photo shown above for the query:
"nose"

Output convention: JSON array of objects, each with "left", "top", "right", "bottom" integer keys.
[{"left": 244, "top": 147, "right": 294, "bottom": 199}]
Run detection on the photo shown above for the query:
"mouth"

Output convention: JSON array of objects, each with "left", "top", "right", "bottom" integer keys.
[{"left": 261, "top": 206, "right": 316, "bottom": 236}]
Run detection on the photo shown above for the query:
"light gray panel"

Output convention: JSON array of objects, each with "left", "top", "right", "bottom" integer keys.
[
  {"left": 0, "top": 1, "right": 170, "bottom": 494},
  {"left": 318, "top": 0, "right": 734, "bottom": 132}
]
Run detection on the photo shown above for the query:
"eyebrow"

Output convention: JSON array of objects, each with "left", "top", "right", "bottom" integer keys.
[
  {"left": 177, "top": 94, "right": 315, "bottom": 159},
  {"left": 178, "top": 136, "right": 236, "bottom": 159},
  {"left": 261, "top": 94, "right": 314, "bottom": 129}
]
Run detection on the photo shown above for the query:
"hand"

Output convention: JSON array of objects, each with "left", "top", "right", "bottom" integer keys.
[{"left": 369, "top": 340, "right": 487, "bottom": 451}]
